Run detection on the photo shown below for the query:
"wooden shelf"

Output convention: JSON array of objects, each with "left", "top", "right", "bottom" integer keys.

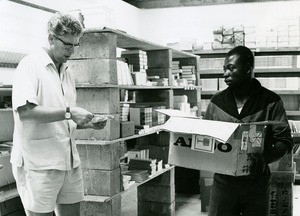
[
  {"left": 286, "top": 111, "right": 300, "bottom": 116},
  {"left": 199, "top": 68, "right": 300, "bottom": 76},
  {"left": 202, "top": 90, "right": 300, "bottom": 95},
  {"left": 121, "top": 165, "right": 174, "bottom": 194},
  {"left": 76, "top": 125, "right": 163, "bottom": 145},
  {"left": 191, "top": 47, "right": 300, "bottom": 56},
  {"left": 76, "top": 84, "right": 201, "bottom": 90},
  {"left": 85, "top": 28, "right": 199, "bottom": 59}
]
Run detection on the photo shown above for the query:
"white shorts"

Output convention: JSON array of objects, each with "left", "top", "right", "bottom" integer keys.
[{"left": 12, "top": 165, "right": 84, "bottom": 213}]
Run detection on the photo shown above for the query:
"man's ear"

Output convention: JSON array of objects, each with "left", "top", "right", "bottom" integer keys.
[{"left": 246, "top": 63, "right": 252, "bottom": 74}]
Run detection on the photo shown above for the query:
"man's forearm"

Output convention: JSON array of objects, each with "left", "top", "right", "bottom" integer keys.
[
  {"left": 265, "top": 142, "right": 289, "bottom": 164},
  {"left": 18, "top": 104, "right": 65, "bottom": 123}
]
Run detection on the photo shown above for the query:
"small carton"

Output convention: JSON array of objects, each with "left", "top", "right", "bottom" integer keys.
[{"left": 157, "top": 109, "right": 273, "bottom": 176}]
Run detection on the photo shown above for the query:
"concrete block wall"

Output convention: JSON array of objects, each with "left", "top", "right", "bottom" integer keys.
[
  {"left": 74, "top": 31, "right": 122, "bottom": 216},
  {"left": 137, "top": 167, "right": 175, "bottom": 216}
]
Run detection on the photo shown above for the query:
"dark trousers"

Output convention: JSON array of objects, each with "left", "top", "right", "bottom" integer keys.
[{"left": 208, "top": 173, "right": 270, "bottom": 216}]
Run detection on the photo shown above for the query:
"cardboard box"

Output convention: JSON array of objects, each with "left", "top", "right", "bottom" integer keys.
[
  {"left": 158, "top": 109, "right": 270, "bottom": 176},
  {"left": 120, "top": 121, "right": 135, "bottom": 138},
  {"left": 0, "top": 109, "right": 14, "bottom": 142},
  {"left": 0, "top": 153, "right": 15, "bottom": 187}
]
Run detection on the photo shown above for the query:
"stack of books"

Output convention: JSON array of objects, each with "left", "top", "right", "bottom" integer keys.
[
  {"left": 121, "top": 50, "right": 148, "bottom": 72},
  {"left": 129, "top": 106, "right": 153, "bottom": 127},
  {"left": 123, "top": 170, "right": 149, "bottom": 183},
  {"left": 181, "top": 65, "right": 196, "bottom": 85},
  {"left": 116, "top": 58, "right": 134, "bottom": 85},
  {"left": 171, "top": 61, "right": 182, "bottom": 85},
  {"left": 152, "top": 106, "right": 167, "bottom": 126},
  {"left": 156, "top": 160, "right": 163, "bottom": 172},
  {"left": 127, "top": 148, "right": 150, "bottom": 161},
  {"left": 120, "top": 103, "right": 130, "bottom": 122},
  {"left": 128, "top": 158, "right": 157, "bottom": 175}
]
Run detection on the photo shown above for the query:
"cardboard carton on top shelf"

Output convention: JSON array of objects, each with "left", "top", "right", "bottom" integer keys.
[
  {"left": 0, "top": 109, "right": 14, "bottom": 142},
  {"left": 157, "top": 109, "right": 276, "bottom": 176},
  {"left": 0, "top": 153, "right": 15, "bottom": 187}
]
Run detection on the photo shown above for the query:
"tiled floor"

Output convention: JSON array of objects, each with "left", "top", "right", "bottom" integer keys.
[{"left": 121, "top": 184, "right": 300, "bottom": 216}]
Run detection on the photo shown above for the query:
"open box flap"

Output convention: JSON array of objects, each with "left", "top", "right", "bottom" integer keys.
[{"left": 160, "top": 116, "right": 239, "bottom": 142}]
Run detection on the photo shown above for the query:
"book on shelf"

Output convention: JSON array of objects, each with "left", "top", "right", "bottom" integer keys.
[
  {"left": 129, "top": 106, "right": 153, "bottom": 126},
  {"left": 123, "top": 170, "right": 149, "bottom": 183},
  {"left": 127, "top": 148, "right": 150, "bottom": 161},
  {"left": 117, "top": 59, "right": 134, "bottom": 85}
]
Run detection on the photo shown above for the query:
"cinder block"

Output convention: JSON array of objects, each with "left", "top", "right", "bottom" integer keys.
[
  {"left": 120, "top": 121, "right": 135, "bottom": 138},
  {"left": 75, "top": 116, "right": 120, "bottom": 140},
  {"left": 72, "top": 32, "right": 117, "bottom": 59},
  {"left": 269, "top": 153, "right": 293, "bottom": 171},
  {"left": 76, "top": 88, "right": 119, "bottom": 113},
  {"left": 142, "top": 167, "right": 174, "bottom": 186},
  {"left": 68, "top": 59, "right": 118, "bottom": 85},
  {"left": 80, "top": 194, "right": 121, "bottom": 216},
  {"left": 200, "top": 177, "right": 213, "bottom": 213},
  {"left": 138, "top": 184, "right": 175, "bottom": 203},
  {"left": 269, "top": 182, "right": 292, "bottom": 216},
  {"left": 83, "top": 168, "right": 121, "bottom": 196},
  {"left": 138, "top": 201, "right": 175, "bottom": 216},
  {"left": 77, "top": 141, "right": 121, "bottom": 170},
  {"left": 270, "top": 171, "right": 295, "bottom": 184},
  {"left": 147, "top": 50, "right": 171, "bottom": 68}
]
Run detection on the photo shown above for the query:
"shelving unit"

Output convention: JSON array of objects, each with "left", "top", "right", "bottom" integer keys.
[
  {"left": 71, "top": 28, "right": 201, "bottom": 216},
  {"left": 193, "top": 47, "right": 299, "bottom": 216}
]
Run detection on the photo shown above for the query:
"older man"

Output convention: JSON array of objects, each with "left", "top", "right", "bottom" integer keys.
[{"left": 11, "top": 12, "right": 107, "bottom": 216}]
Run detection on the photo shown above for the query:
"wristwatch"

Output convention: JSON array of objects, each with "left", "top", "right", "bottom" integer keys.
[{"left": 65, "top": 107, "right": 71, "bottom": 120}]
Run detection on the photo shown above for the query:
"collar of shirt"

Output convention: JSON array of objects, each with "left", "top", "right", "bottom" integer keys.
[{"left": 40, "top": 48, "right": 68, "bottom": 76}]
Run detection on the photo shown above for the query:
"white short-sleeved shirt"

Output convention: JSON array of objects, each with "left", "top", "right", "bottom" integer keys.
[{"left": 11, "top": 48, "right": 80, "bottom": 171}]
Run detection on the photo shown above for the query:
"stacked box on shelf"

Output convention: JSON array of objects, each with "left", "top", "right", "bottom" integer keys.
[
  {"left": 199, "top": 57, "right": 224, "bottom": 70},
  {"left": 0, "top": 109, "right": 14, "bottom": 142},
  {"left": 255, "top": 55, "right": 294, "bottom": 69},
  {"left": 212, "top": 25, "right": 245, "bottom": 50},
  {"left": 152, "top": 105, "right": 167, "bottom": 126},
  {"left": 129, "top": 106, "right": 153, "bottom": 127},
  {"left": 121, "top": 50, "right": 148, "bottom": 85},
  {"left": 201, "top": 78, "right": 218, "bottom": 91},
  {"left": 257, "top": 77, "right": 300, "bottom": 91},
  {"left": 170, "top": 60, "right": 181, "bottom": 86},
  {"left": 181, "top": 65, "right": 196, "bottom": 85},
  {"left": 70, "top": 30, "right": 122, "bottom": 216}
]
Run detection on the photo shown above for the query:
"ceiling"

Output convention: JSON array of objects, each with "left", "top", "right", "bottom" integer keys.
[
  {"left": 9, "top": 0, "right": 292, "bottom": 12},
  {"left": 122, "top": 0, "right": 292, "bottom": 9}
]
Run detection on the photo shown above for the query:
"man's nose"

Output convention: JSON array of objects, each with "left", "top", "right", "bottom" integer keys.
[{"left": 223, "top": 69, "right": 230, "bottom": 77}]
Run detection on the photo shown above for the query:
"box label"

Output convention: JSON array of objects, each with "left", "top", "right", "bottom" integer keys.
[{"left": 192, "top": 135, "right": 215, "bottom": 153}]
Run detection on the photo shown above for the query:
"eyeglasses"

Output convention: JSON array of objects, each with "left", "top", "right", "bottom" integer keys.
[
  {"left": 223, "top": 65, "right": 237, "bottom": 72},
  {"left": 53, "top": 35, "right": 80, "bottom": 50}
]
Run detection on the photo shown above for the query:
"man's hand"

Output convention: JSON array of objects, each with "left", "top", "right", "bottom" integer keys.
[
  {"left": 70, "top": 107, "right": 94, "bottom": 126},
  {"left": 89, "top": 115, "right": 114, "bottom": 130}
]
